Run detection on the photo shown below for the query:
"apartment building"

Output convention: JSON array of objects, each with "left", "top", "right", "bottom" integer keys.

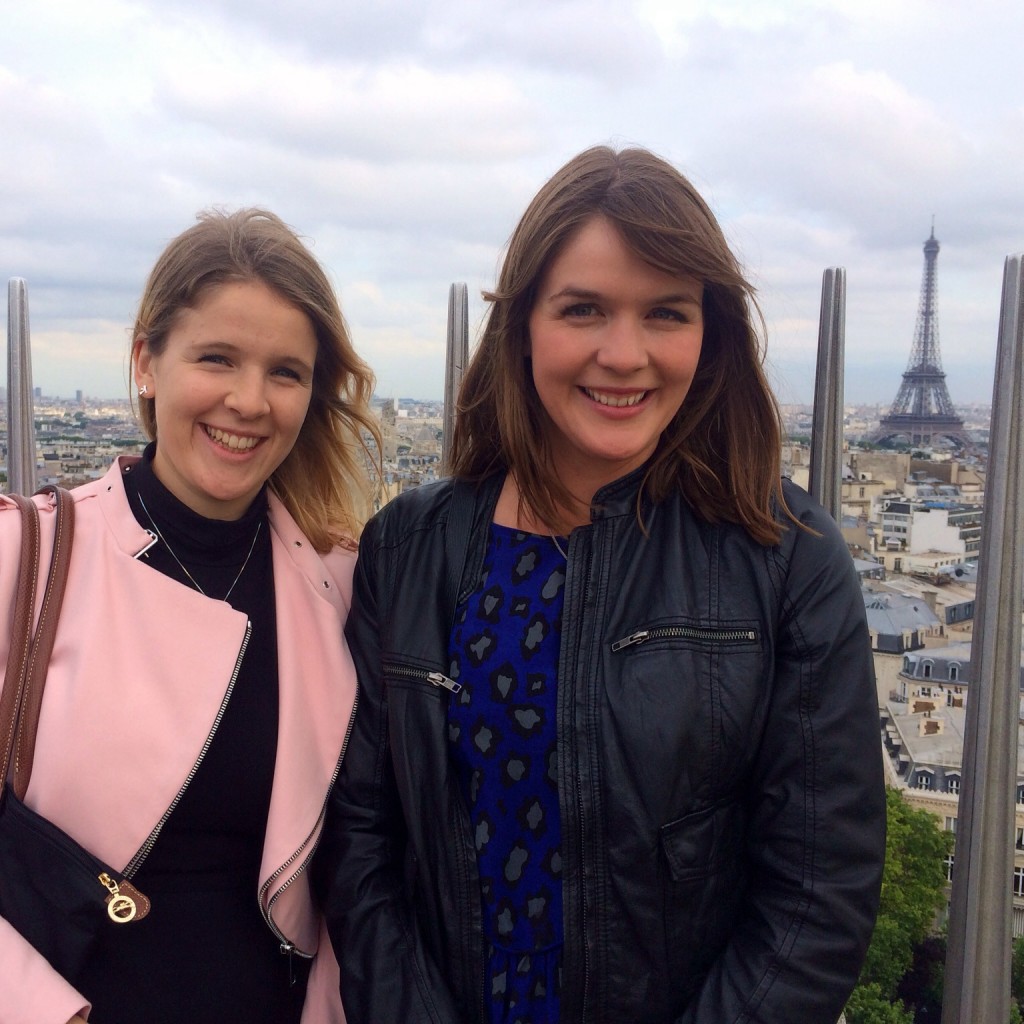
[{"left": 880, "top": 643, "right": 1024, "bottom": 936}]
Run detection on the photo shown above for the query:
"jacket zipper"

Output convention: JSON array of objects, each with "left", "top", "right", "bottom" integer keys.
[
  {"left": 387, "top": 662, "right": 462, "bottom": 694},
  {"left": 137, "top": 528, "right": 159, "bottom": 558},
  {"left": 446, "top": 775, "right": 486, "bottom": 1023},
  {"left": 562, "top": 532, "right": 591, "bottom": 1023},
  {"left": 122, "top": 621, "right": 252, "bottom": 878},
  {"left": 388, "top": 660, "right": 478, "bottom": 1008},
  {"left": 576, "top": 744, "right": 591, "bottom": 1022},
  {"left": 611, "top": 625, "right": 757, "bottom": 652},
  {"left": 258, "top": 684, "right": 360, "bottom": 962}
]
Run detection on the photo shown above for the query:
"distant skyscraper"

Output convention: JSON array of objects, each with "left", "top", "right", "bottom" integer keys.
[
  {"left": 381, "top": 397, "right": 398, "bottom": 463},
  {"left": 76, "top": 389, "right": 83, "bottom": 403},
  {"left": 870, "top": 228, "right": 971, "bottom": 447},
  {"left": 443, "top": 283, "right": 468, "bottom": 473},
  {"left": 6, "top": 278, "right": 37, "bottom": 494}
]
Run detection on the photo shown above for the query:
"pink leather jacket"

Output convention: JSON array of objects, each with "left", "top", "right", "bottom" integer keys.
[{"left": 0, "top": 457, "right": 354, "bottom": 1024}]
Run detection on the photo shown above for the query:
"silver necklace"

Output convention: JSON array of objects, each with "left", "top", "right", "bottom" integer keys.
[
  {"left": 137, "top": 493, "right": 262, "bottom": 602},
  {"left": 551, "top": 534, "right": 568, "bottom": 560}
]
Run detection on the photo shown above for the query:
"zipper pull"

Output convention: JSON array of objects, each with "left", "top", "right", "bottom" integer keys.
[
  {"left": 611, "top": 630, "right": 649, "bottom": 652},
  {"left": 280, "top": 941, "right": 297, "bottom": 986},
  {"left": 427, "top": 671, "right": 462, "bottom": 694},
  {"left": 99, "top": 871, "right": 138, "bottom": 923}
]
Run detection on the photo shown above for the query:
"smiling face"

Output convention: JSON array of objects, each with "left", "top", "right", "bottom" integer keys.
[
  {"left": 133, "top": 280, "right": 318, "bottom": 520},
  {"left": 527, "top": 215, "right": 704, "bottom": 500}
]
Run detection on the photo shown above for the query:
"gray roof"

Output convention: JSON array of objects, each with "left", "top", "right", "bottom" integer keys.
[
  {"left": 901, "top": 642, "right": 1024, "bottom": 687},
  {"left": 884, "top": 700, "right": 1024, "bottom": 776},
  {"left": 885, "top": 702, "right": 967, "bottom": 770},
  {"left": 864, "top": 591, "right": 941, "bottom": 635}
]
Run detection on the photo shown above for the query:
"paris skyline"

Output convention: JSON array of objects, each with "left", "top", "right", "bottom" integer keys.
[{"left": 2, "top": 1, "right": 1022, "bottom": 407}]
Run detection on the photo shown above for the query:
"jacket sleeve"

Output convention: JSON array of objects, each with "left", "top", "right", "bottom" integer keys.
[
  {"left": 0, "top": 502, "right": 91, "bottom": 1024},
  {"left": 679, "top": 501, "right": 886, "bottom": 1024},
  {"left": 316, "top": 519, "right": 463, "bottom": 1024}
]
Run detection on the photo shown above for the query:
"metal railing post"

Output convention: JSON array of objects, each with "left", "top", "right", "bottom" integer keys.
[
  {"left": 6, "top": 278, "right": 37, "bottom": 495},
  {"left": 808, "top": 267, "right": 846, "bottom": 521},
  {"left": 942, "top": 252, "right": 1024, "bottom": 1023},
  {"left": 442, "top": 282, "right": 468, "bottom": 474}
]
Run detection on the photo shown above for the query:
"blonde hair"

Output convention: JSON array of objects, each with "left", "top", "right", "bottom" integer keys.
[
  {"left": 132, "top": 208, "right": 380, "bottom": 551},
  {"left": 449, "top": 146, "right": 789, "bottom": 545}
]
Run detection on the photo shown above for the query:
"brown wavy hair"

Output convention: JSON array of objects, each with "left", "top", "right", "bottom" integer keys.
[
  {"left": 448, "top": 145, "right": 790, "bottom": 545},
  {"left": 131, "top": 208, "right": 380, "bottom": 551}
]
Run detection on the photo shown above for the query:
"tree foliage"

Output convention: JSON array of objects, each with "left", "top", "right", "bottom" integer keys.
[
  {"left": 1011, "top": 936, "right": 1024, "bottom": 1020},
  {"left": 846, "top": 982, "right": 915, "bottom": 1024},
  {"left": 847, "top": 787, "right": 953, "bottom": 1021},
  {"left": 896, "top": 935, "right": 945, "bottom": 1023}
]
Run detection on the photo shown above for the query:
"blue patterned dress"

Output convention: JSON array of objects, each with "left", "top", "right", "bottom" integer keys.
[{"left": 448, "top": 524, "right": 566, "bottom": 1024}]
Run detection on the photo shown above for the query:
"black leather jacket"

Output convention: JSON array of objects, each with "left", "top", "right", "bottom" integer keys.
[{"left": 319, "top": 468, "right": 885, "bottom": 1023}]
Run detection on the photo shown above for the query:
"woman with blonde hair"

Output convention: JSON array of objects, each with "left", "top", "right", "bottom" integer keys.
[
  {"left": 320, "top": 146, "right": 885, "bottom": 1023},
  {"left": 0, "top": 208, "right": 378, "bottom": 1022}
]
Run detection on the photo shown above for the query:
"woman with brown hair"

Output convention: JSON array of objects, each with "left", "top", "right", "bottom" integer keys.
[
  {"left": 0, "top": 208, "right": 378, "bottom": 1022},
  {"left": 319, "top": 146, "right": 885, "bottom": 1023}
]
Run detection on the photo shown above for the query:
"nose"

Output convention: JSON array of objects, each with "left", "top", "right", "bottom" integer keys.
[
  {"left": 595, "top": 317, "right": 649, "bottom": 374},
  {"left": 225, "top": 370, "right": 271, "bottom": 419}
]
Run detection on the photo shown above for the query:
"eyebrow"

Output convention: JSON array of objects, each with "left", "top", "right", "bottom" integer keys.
[
  {"left": 197, "top": 339, "right": 315, "bottom": 373},
  {"left": 546, "top": 286, "right": 703, "bottom": 305}
]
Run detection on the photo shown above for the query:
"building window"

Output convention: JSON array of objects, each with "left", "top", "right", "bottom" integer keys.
[
  {"left": 920, "top": 686, "right": 932, "bottom": 697},
  {"left": 946, "top": 854, "right": 955, "bottom": 882},
  {"left": 950, "top": 665, "right": 960, "bottom": 681},
  {"left": 916, "top": 773, "right": 932, "bottom": 790},
  {"left": 1017, "top": 827, "right": 1024, "bottom": 850},
  {"left": 946, "top": 817, "right": 957, "bottom": 834},
  {"left": 1015, "top": 867, "right": 1024, "bottom": 898},
  {"left": 947, "top": 776, "right": 960, "bottom": 795},
  {"left": 923, "top": 662, "right": 933, "bottom": 679}
]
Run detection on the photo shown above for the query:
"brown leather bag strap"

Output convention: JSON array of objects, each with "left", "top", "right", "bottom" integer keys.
[
  {"left": 12, "top": 486, "right": 76, "bottom": 799},
  {"left": 0, "top": 494, "right": 42, "bottom": 789}
]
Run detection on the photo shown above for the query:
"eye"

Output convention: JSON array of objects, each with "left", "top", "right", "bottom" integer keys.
[
  {"left": 562, "top": 303, "right": 599, "bottom": 318},
  {"left": 271, "top": 366, "right": 303, "bottom": 382},
  {"left": 649, "top": 307, "right": 688, "bottom": 323},
  {"left": 198, "top": 353, "right": 231, "bottom": 366}
]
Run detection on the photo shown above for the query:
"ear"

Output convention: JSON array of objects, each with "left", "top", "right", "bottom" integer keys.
[{"left": 133, "top": 336, "right": 155, "bottom": 394}]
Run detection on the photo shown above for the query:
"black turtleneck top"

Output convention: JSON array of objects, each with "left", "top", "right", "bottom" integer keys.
[{"left": 80, "top": 446, "right": 309, "bottom": 1023}]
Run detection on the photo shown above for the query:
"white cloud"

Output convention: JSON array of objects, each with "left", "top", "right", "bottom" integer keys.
[
  {"left": 158, "top": 58, "right": 539, "bottom": 163},
  {"left": 2, "top": 0, "right": 1022, "bottom": 404}
]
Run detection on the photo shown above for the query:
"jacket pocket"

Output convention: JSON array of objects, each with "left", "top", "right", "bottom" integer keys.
[
  {"left": 606, "top": 620, "right": 765, "bottom": 799},
  {"left": 659, "top": 801, "right": 747, "bottom": 998},
  {"left": 660, "top": 799, "right": 745, "bottom": 882},
  {"left": 611, "top": 621, "right": 760, "bottom": 653}
]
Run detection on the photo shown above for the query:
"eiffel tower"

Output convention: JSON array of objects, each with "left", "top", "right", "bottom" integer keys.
[{"left": 870, "top": 226, "right": 971, "bottom": 447}]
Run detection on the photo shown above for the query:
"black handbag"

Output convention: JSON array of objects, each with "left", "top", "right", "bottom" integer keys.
[{"left": 0, "top": 486, "right": 149, "bottom": 984}]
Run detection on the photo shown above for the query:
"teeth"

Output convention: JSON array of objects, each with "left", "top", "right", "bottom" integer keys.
[
  {"left": 206, "top": 426, "right": 259, "bottom": 450},
  {"left": 584, "top": 389, "right": 647, "bottom": 408}
]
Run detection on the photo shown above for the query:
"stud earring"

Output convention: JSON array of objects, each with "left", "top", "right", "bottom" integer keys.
[{"left": 138, "top": 385, "right": 149, "bottom": 397}]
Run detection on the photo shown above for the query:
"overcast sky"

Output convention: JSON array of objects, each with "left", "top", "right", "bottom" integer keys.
[{"left": 2, "top": 0, "right": 1021, "bottom": 407}]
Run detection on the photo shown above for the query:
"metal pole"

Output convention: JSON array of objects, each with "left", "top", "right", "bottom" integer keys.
[
  {"left": 808, "top": 267, "right": 845, "bottom": 521},
  {"left": 6, "top": 278, "right": 37, "bottom": 495},
  {"left": 442, "top": 282, "right": 468, "bottom": 474},
  {"left": 942, "top": 252, "right": 1024, "bottom": 1024}
]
